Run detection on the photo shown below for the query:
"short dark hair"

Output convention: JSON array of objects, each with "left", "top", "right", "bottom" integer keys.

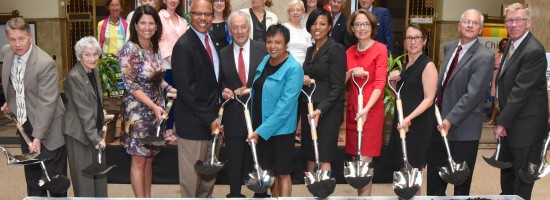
[
  {"left": 265, "top": 24, "right": 290, "bottom": 45},
  {"left": 129, "top": 5, "right": 163, "bottom": 52},
  {"left": 404, "top": 23, "right": 429, "bottom": 41},
  {"left": 105, "top": 0, "right": 124, "bottom": 12},
  {"left": 160, "top": 1, "right": 184, "bottom": 17},
  {"left": 347, "top": 9, "right": 378, "bottom": 40},
  {"left": 498, "top": 38, "right": 509, "bottom": 52},
  {"left": 306, "top": 8, "right": 332, "bottom": 33}
]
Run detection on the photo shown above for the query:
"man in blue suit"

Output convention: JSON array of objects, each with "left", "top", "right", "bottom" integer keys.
[{"left": 359, "top": 0, "right": 393, "bottom": 54}]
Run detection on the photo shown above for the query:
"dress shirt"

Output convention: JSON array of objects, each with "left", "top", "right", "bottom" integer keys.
[
  {"left": 442, "top": 39, "right": 475, "bottom": 83},
  {"left": 191, "top": 26, "right": 220, "bottom": 81},
  {"left": 11, "top": 45, "right": 32, "bottom": 84},
  {"left": 233, "top": 39, "right": 251, "bottom": 81}
]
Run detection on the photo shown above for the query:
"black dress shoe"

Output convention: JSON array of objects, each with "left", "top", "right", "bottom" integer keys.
[
  {"left": 226, "top": 193, "right": 246, "bottom": 198},
  {"left": 252, "top": 192, "right": 271, "bottom": 198}
]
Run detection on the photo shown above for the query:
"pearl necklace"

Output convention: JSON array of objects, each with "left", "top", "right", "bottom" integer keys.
[{"left": 357, "top": 40, "right": 374, "bottom": 52}]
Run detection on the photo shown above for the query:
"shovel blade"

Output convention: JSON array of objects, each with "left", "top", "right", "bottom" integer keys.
[
  {"left": 393, "top": 169, "right": 422, "bottom": 200},
  {"left": 483, "top": 155, "right": 513, "bottom": 169},
  {"left": 139, "top": 136, "right": 166, "bottom": 146},
  {"left": 194, "top": 160, "right": 225, "bottom": 175},
  {"left": 245, "top": 170, "right": 274, "bottom": 193},
  {"left": 438, "top": 161, "right": 470, "bottom": 185},
  {"left": 343, "top": 161, "right": 374, "bottom": 189},
  {"left": 40, "top": 174, "right": 71, "bottom": 194},
  {"left": 518, "top": 162, "right": 550, "bottom": 183},
  {"left": 82, "top": 163, "right": 116, "bottom": 175},
  {"left": 305, "top": 178, "right": 336, "bottom": 199}
]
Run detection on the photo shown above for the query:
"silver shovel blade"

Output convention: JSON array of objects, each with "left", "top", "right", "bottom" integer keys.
[
  {"left": 304, "top": 170, "right": 336, "bottom": 199},
  {"left": 393, "top": 169, "right": 422, "bottom": 199},
  {"left": 245, "top": 169, "right": 274, "bottom": 193},
  {"left": 438, "top": 161, "right": 470, "bottom": 185},
  {"left": 344, "top": 161, "right": 374, "bottom": 189},
  {"left": 519, "top": 162, "right": 550, "bottom": 183},
  {"left": 194, "top": 160, "right": 225, "bottom": 175}
]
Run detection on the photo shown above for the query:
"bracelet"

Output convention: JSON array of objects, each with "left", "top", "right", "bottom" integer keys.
[{"left": 165, "top": 85, "right": 173, "bottom": 94}]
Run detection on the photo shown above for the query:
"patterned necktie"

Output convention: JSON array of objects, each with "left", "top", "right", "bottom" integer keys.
[
  {"left": 500, "top": 42, "right": 515, "bottom": 76},
  {"left": 15, "top": 57, "right": 27, "bottom": 125},
  {"left": 205, "top": 35, "right": 213, "bottom": 64},
  {"left": 438, "top": 45, "right": 462, "bottom": 106},
  {"left": 238, "top": 47, "right": 247, "bottom": 86}
]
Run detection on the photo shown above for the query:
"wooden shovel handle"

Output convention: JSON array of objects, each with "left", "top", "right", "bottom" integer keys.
[
  {"left": 434, "top": 106, "right": 447, "bottom": 137},
  {"left": 308, "top": 102, "right": 318, "bottom": 140},
  {"left": 396, "top": 99, "right": 406, "bottom": 139}
]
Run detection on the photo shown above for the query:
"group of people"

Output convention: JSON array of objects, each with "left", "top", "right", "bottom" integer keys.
[{"left": 0, "top": 1, "right": 546, "bottom": 200}]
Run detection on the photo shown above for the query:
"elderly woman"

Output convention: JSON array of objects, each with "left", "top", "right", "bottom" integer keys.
[
  {"left": 241, "top": 0, "right": 278, "bottom": 42},
  {"left": 120, "top": 5, "right": 176, "bottom": 197},
  {"left": 283, "top": 0, "right": 311, "bottom": 66},
  {"left": 63, "top": 36, "right": 107, "bottom": 197},
  {"left": 238, "top": 24, "right": 303, "bottom": 197},
  {"left": 300, "top": 7, "right": 346, "bottom": 181},
  {"left": 345, "top": 9, "right": 388, "bottom": 196},
  {"left": 159, "top": 0, "right": 187, "bottom": 141},
  {"left": 210, "top": 0, "right": 231, "bottom": 48},
  {"left": 97, "top": 0, "right": 128, "bottom": 55}
]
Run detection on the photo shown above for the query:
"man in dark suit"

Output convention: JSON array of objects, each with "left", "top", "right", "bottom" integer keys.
[
  {"left": 171, "top": 0, "right": 221, "bottom": 197},
  {"left": 329, "top": 0, "right": 351, "bottom": 48},
  {"left": 494, "top": 3, "right": 548, "bottom": 199},
  {"left": 219, "top": 10, "right": 267, "bottom": 198},
  {"left": 1, "top": 17, "right": 67, "bottom": 197},
  {"left": 426, "top": 9, "right": 494, "bottom": 196},
  {"left": 358, "top": 0, "right": 393, "bottom": 53}
]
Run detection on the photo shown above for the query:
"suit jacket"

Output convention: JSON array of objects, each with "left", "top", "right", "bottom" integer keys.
[
  {"left": 302, "top": 38, "right": 346, "bottom": 113},
  {"left": 330, "top": 13, "right": 351, "bottom": 48},
  {"left": 496, "top": 32, "right": 548, "bottom": 148},
  {"left": 220, "top": 40, "right": 266, "bottom": 138},
  {"left": 63, "top": 62, "right": 103, "bottom": 146},
  {"left": 1, "top": 44, "right": 65, "bottom": 150},
  {"left": 172, "top": 29, "right": 222, "bottom": 140},
  {"left": 437, "top": 39, "right": 494, "bottom": 141},
  {"left": 371, "top": 7, "right": 393, "bottom": 53}
]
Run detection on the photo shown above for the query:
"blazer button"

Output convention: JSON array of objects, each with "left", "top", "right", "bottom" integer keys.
[{"left": 264, "top": 100, "right": 267, "bottom": 103}]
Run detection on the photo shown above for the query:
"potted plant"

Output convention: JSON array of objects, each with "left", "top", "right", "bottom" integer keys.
[
  {"left": 383, "top": 53, "right": 406, "bottom": 144},
  {"left": 98, "top": 53, "right": 123, "bottom": 97}
]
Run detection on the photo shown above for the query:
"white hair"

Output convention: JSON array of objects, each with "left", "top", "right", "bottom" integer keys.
[{"left": 74, "top": 36, "right": 101, "bottom": 58}]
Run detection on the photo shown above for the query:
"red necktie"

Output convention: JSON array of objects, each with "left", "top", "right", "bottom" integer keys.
[
  {"left": 238, "top": 47, "right": 246, "bottom": 86},
  {"left": 438, "top": 45, "right": 462, "bottom": 106},
  {"left": 205, "top": 35, "right": 213, "bottom": 64}
]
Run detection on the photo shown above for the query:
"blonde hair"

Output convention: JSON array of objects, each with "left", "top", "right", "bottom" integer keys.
[
  {"left": 505, "top": 3, "right": 531, "bottom": 19},
  {"left": 4, "top": 17, "right": 31, "bottom": 35}
]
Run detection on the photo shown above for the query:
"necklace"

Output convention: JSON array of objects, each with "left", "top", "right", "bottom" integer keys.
[
  {"left": 109, "top": 18, "right": 120, "bottom": 26},
  {"left": 357, "top": 40, "right": 374, "bottom": 52}
]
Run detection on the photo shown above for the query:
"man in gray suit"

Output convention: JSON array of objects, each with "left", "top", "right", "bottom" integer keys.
[
  {"left": 495, "top": 3, "right": 548, "bottom": 199},
  {"left": 426, "top": 9, "right": 494, "bottom": 196},
  {"left": 220, "top": 10, "right": 267, "bottom": 198},
  {"left": 1, "top": 17, "right": 67, "bottom": 197}
]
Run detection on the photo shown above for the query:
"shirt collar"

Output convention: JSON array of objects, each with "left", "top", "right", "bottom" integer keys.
[
  {"left": 511, "top": 31, "right": 529, "bottom": 49},
  {"left": 17, "top": 45, "right": 33, "bottom": 63},
  {"left": 233, "top": 39, "right": 251, "bottom": 52},
  {"left": 458, "top": 38, "right": 476, "bottom": 52}
]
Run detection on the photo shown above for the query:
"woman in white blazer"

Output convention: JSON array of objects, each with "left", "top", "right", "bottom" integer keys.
[{"left": 241, "top": 0, "right": 278, "bottom": 42}]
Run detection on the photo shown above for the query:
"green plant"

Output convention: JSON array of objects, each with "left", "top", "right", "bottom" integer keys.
[
  {"left": 98, "top": 53, "right": 123, "bottom": 97},
  {"left": 384, "top": 53, "right": 407, "bottom": 117}
]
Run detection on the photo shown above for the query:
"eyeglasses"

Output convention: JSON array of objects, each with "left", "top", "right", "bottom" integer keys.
[
  {"left": 190, "top": 12, "right": 214, "bottom": 18},
  {"left": 289, "top": 8, "right": 302, "bottom": 13},
  {"left": 461, "top": 20, "right": 481, "bottom": 27},
  {"left": 404, "top": 36, "right": 423, "bottom": 42},
  {"left": 504, "top": 18, "right": 529, "bottom": 24},
  {"left": 230, "top": 25, "right": 248, "bottom": 31},
  {"left": 353, "top": 22, "right": 371, "bottom": 28}
]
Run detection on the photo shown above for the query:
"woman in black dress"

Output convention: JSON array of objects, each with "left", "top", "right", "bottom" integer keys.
[
  {"left": 301, "top": 8, "right": 346, "bottom": 175},
  {"left": 386, "top": 24, "right": 437, "bottom": 176},
  {"left": 210, "top": 0, "right": 231, "bottom": 48}
]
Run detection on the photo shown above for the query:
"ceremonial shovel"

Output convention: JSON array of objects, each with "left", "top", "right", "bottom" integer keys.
[
  {"left": 82, "top": 114, "right": 116, "bottom": 175},
  {"left": 519, "top": 131, "right": 550, "bottom": 183},
  {"left": 194, "top": 99, "right": 229, "bottom": 175},
  {"left": 139, "top": 92, "right": 177, "bottom": 146}
]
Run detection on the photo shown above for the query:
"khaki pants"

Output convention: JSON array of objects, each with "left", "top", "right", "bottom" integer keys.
[{"left": 177, "top": 137, "right": 217, "bottom": 197}]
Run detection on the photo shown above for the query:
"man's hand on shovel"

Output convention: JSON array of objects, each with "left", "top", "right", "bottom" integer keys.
[{"left": 493, "top": 124, "right": 507, "bottom": 140}]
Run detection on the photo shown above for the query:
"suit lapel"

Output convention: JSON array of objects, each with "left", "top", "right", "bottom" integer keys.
[
  {"left": 75, "top": 62, "right": 98, "bottom": 99},
  {"left": 311, "top": 39, "right": 332, "bottom": 63},
  {"left": 2, "top": 49, "right": 15, "bottom": 99},
  {"left": 499, "top": 34, "right": 530, "bottom": 78},
  {"left": 226, "top": 43, "right": 241, "bottom": 85},
  {"left": 438, "top": 42, "right": 456, "bottom": 88},
  {"left": 446, "top": 40, "right": 479, "bottom": 83},
  {"left": 24, "top": 45, "right": 37, "bottom": 89},
  {"left": 248, "top": 41, "right": 263, "bottom": 87}
]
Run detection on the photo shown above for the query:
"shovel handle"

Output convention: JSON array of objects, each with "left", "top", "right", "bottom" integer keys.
[
  {"left": 357, "top": 94, "right": 364, "bottom": 132},
  {"left": 166, "top": 92, "right": 177, "bottom": 98},
  {"left": 244, "top": 109, "right": 255, "bottom": 142},
  {"left": 104, "top": 114, "right": 115, "bottom": 121},
  {"left": 434, "top": 106, "right": 448, "bottom": 137},
  {"left": 396, "top": 99, "right": 406, "bottom": 139},
  {"left": 307, "top": 102, "right": 318, "bottom": 140},
  {"left": 212, "top": 107, "right": 225, "bottom": 136}
]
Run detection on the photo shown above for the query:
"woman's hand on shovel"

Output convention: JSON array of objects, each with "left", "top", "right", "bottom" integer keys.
[
  {"left": 307, "top": 109, "right": 321, "bottom": 128},
  {"left": 247, "top": 131, "right": 260, "bottom": 144},
  {"left": 397, "top": 117, "right": 412, "bottom": 133},
  {"left": 355, "top": 108, "right": 368, "bottom": 123},
  {"left": 95, "top": 140, "right": 106, "bottom": 150}
]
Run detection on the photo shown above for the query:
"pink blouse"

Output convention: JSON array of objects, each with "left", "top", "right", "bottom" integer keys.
[{"left": 158, "top": 9, "right": 187, "bottom": 60}]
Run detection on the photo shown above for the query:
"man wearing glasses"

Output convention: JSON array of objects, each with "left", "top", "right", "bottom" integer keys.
[
  {"left": 426, "top": 9, "right": 494, "bottom": 196},
  {"left": 171, "top": 0, "right": 221, "bottom": 197},
  {"left": 494, "top": 3, "right": 548, "bottom": 199}
]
